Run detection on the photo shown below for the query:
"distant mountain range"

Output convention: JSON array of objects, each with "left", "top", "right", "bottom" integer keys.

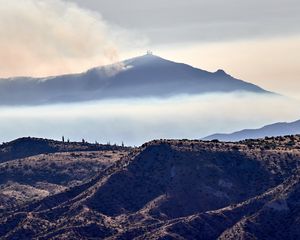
[
  {"left": 204, "top": 119, "right": 300, "bottom": 141},
  {"left": 0, "top": 54, "right": 272, "bottom": 105}
]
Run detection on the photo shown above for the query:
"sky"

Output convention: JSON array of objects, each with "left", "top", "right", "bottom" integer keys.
[
  {"left": 0, "top": 0, "right": 299, "bottom": 145},
  {"left": 65, "top": 0, "right": 300, "bottom": 98}
]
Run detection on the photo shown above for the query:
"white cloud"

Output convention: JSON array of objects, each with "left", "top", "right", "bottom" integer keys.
[{"left": 0, "top": 93, "right": 299, "bottom": 146}]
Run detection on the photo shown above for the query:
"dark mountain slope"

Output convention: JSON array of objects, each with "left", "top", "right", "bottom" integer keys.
[
  {"left": 86, "top": 141, "right": 276, "bottom": 218},
  {"left": 0, "top": 150, "right": 128, "bottom": 209},
  {"left": 0, "top": 54, "right": 272, "bottom": 105},
  {"left": 1, "top": 136, "right": 300, "bottom": 239},
  {"left": 0, "top": 137, "right": 127, "bottom": 164},
  {"left": 204, "top": 119, "right": 300, "bottom": 141},
  {"left": 141, "top": 170, "right": 300, "bottom": 240}
]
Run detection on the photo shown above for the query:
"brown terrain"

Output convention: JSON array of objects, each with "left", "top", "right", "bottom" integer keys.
[{"left": 0, "top": 135, "right": 300, "bottom": 239}]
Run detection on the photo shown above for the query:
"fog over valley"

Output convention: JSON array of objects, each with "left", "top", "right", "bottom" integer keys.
[{"left": 0, "top": 93, "right": 299, "bottom": 146}]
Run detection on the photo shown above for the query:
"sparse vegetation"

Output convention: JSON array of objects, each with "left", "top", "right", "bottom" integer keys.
[{"left": 0, "top": 136, "right": 300, "bottom": 239}]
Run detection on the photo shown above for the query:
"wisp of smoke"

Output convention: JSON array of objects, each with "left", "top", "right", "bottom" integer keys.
[{"left": 0, "top": 0, "right": 125, "bottom": 78}]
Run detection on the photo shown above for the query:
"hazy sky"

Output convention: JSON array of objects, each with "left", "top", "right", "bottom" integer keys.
[
  {"left": 66, "top": 0, "right": 300, "bottom": 43},
  {"left": 64, "top": 0, "right": 300, "bottom": 98}
]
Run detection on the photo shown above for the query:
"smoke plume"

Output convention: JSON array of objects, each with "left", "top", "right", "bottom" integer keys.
[{"left": 0, "top": 0, "right": 123, "bottom": 77}]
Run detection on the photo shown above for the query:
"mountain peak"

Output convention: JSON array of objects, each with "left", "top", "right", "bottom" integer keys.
[
  {"left": 215, "top": 69, "right": 227, "bottom": 75},
  {"left": 0, "top": 54, "right": 272, "bottom": 105},
  {"left": 129, "top": 53, "right": 165, "bottom": 61},
  {"left": 123, "top": 53, "right": 173, "bottom": 68}
]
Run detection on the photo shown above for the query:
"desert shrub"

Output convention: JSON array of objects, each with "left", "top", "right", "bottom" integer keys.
[
  {"left": 49, "top": 162, "right": 57, "bottom": 168},
  {"left": 231, "top": 146, "right": 239, "bottom": 151}
]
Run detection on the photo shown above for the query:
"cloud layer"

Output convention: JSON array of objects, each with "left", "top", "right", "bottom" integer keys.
[
  {"left": 0, "top": 93, "right": 299, "bottom": 146},
  {"left": 0, "top": 0, "right": 123, "bottom": 77}
]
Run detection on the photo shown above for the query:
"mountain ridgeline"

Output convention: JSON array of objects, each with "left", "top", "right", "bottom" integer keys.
[
  {"left": 0, "top": 54, "right": 271, "bottom": 105},
  {"left": 1, "top": 136, "right": 300, "bottom": 239},
  {"left": 0, "top": 137, "right": 128, "bottom": 164},
  {"left": 204, "top": 119, "right": 300, "bottom": 142}
]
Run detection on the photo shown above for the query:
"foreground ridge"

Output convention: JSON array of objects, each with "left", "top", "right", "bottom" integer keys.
[{"left": 1, "top": 136, "right": 300, "bottom": 239}]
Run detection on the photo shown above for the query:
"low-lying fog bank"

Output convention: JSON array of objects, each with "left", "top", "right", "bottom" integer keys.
[{"left": 0, "top": 93, "right": 299, "bottom": 146}]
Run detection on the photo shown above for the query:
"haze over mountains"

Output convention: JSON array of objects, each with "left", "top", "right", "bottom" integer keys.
[
  {"left": 0, "top": 53, "right": 298, "bottom": 146},
  {"left": 0, "top": 54, "right": 272, "bottom": 105},
  {"left": 204, "top": 119, "right": 300, "bottom": 142}
]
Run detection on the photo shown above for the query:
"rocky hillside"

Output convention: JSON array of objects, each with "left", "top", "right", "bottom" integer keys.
[
  {"left": 0, "top": 137, "right": 126, "bottom": 164},
  {"left": 0, "top": 136, "right": 300, "bottom": 239},
  {"left": 0, "top": 137, "right": 129, "bottom": 211}
]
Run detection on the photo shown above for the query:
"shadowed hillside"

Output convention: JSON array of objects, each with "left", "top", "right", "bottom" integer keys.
[
  {"left": 0, "top": 137, "right": 128, "bottom": 164},
  {"left": 0, "top": 136, "right": 300, "bottom": 239}
]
